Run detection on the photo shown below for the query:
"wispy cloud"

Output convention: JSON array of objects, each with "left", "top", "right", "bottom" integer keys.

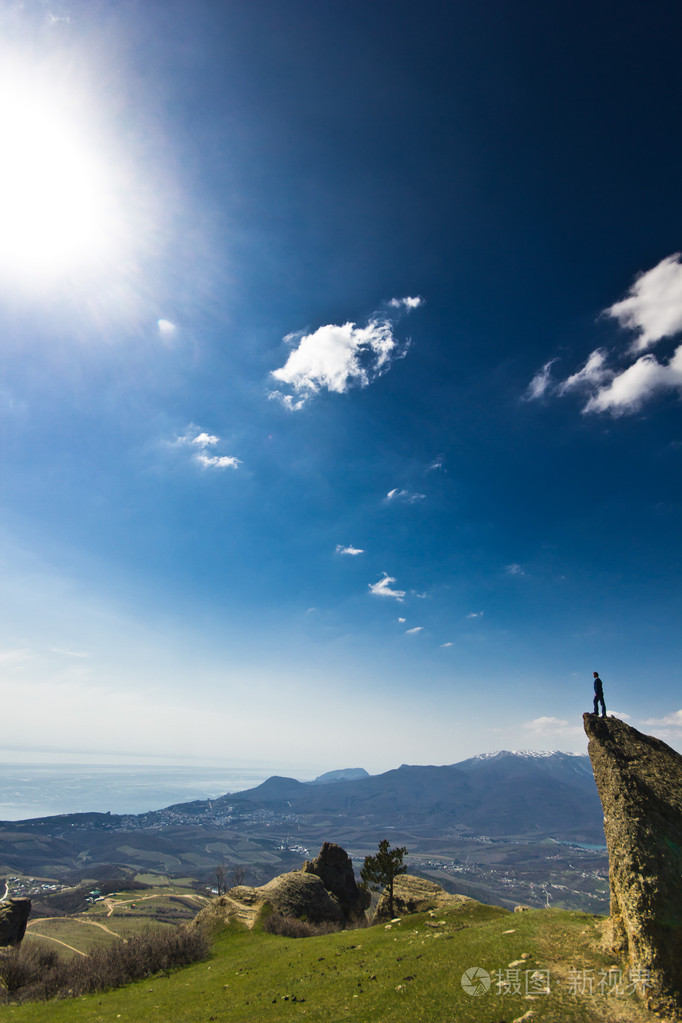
[
  {"left": 523, "top": 715, "right": 582, "bottom": 737},
  {"left": 369, "top": 573, "right": 406, "bottom": 601},
  {"left": 643, "top": 709, "right": 682, "bottom": 728},
  {"left": 583, "top": 346, "right": 682, "bottom": 415},
  {"left": 505, "top": 563, "right": 524, "bottom": 576},
  {"left": 466, "top": 611, "right": 484, "bottom": 619},
  {"left": 605, "top": 253, "right": 682, "bottom": 353},
  {"left": 157, "top": 318, "right": 177, "bottom": 340},
  {"left": 195, "top": 453, "right": 241, "bottom": 469},
  {"left": 0, "top": 648, "right": 32, "bottom": 667},
  {"left": 557, "top": 349, "right": 611, "bottom": 394},
  {"left": 388, "top": 296, "right": 424, "bottom": 311},
  {"left": 270, "top": 297, "right": 422, "bottom": 409},
  {"left": 176, "top": 427, "right": 241, "bottom": 470},
  {"left": 524, "top": 359, "right": 557, "bottom": 401},
  {"left": 336, "top": 544, "right": 364, "bottom": 556},
  {"left": 52, "top": 647, "right": 91, "bottom": 658},
  {"left": 526, "top": 255, "right": 682, "bottom": 416},
  {"left": 427, "top": 456, "right": 444, "bottom": 472},
  {"left": 640, "top": 709, "right": 682, "bottom": 742},
  {"left": 385, "top": 488, "right": 426, "bottom": 504},
  {"left": 405, "top": 626, "right": 423, "bottom": 635},
  {"left": 440, "top": 641, "right": 453, "bottom": 648}
]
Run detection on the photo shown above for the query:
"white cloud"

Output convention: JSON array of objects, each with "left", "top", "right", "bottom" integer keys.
[
  {"left": 440, "top": 641, "right": 453, "bottom": 648},
  {"left": 605, "top": 253, "right": 682, "bottom": 353},
  {"left": 268, "top": 391, "right": 307, "bottom": 412},
  {"left": 336, "top": 544, "right": 364, "bottom": 556},
  {"left": 643, "top": 709, "right": 682, "bottom": 728},
  {"left": 386, "top": 488, "right": 426, "bottom": 504},
  {"left": 427, "top": 457, "right": 444, "bottom": 472},
  {"left": 52, "top": 647, "right": 91, "bottom": 658},
  {"left": 175, "top": 427, "right": 241, "bottom": 470},
  {"left": 157, "top": 318, "right": 177, "bottom": 339},
  {"left": 466, "top": 611, "right": 484, "bottom": 619},
  {"left": 557, "top": 349, "right": 611, "bottom": 394},
  {"left": 583, "top": 344, "right": 682, "bottom": 415},
  {"left": 524, "top": 359, "right": 557, "bottom": 401},
  {"left": 505, "top": 563, "right": 524, "bottom": 576},
  {"left": 397, "top": 617, "right": 406, "bottom": 623},
  {"left": 532, "top": 255, "right": 682, "bottom": 417},
  {"left": 196, "top": 453, "right": 241, "bottom": 470},
  {"left": 271, "top": 317, "right": 402, "bottom": 405},
  {"left": 191, "top": 432, "right": 219, "bottom": 447},
  {"left": 405, "top": 626, "right": 423, "bottom": 635},
  {"left": 523, "top": 716, "right": 582, "bottom": 737},
  {"left": 369, "top": 573, "right": 406, "bottom": 601},
  {"left": 388, "top": 296, "right": 423, "bottom": 310}
]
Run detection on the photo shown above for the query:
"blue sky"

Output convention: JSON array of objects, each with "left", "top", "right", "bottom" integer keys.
[{"left": 1, "top": 0, "right": 680, "bottom": 774}]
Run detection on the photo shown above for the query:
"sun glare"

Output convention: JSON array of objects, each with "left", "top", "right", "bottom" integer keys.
[{"left": 0, "top": 54, "right": 129, "bottom": 292}]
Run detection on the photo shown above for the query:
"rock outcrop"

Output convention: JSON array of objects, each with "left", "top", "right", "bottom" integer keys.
[
  {"left": 229, "top": 870, "right": 344, "bottom": 924},
  {"left": 0, "top": 899, "right": 31, "bottom": 947},
  {"left": 584, "top": 713, "right": 682, "bottom": 1016},
  {"left": 374, "top": 874, "right": 473, "bottom": 920},
  {"left": 302, "top": 841, "right": 370, "bottom": 920}
]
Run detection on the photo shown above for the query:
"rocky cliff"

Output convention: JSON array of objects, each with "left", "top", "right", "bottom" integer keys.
[
  {"left": 0, "top": 899, "right": 31, "bottom": 947},
  {"left": 302, "top": 841, "right": 369, "bottom": 920},
  {"left": 584, "top": 713, "right": 682, "bottom": 1016}
]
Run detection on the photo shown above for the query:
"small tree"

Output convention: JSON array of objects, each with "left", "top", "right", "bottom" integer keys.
[
  {"left": 229, "top": 865, "right": 246, "bottom": 888},
  {"left": 214, "top": 863, "right": 228, "bottom": 896},
  {"left": 361, "top": 839, "right": 408, "bottom": 918}
]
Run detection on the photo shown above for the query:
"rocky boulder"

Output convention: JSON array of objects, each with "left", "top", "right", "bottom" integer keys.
[
  {"left": 374, "top": 874, "right": 473, "bottom": 920},
  {"left": 0, "top": 899, "right": 31, "bottom": 947},
  {"left": 302, "top": 842, "right": 369, "bottom": 920},
  {"left": 226, "top": 871, "right": 344, "bottom": 926},
  {"left": 584, "top": 713, "right": 682, "bottom": 1017}
]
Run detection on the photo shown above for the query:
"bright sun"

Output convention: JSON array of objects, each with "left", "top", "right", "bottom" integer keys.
[{"left": 0, "top": 56, "right": 125, "bottom": 291}]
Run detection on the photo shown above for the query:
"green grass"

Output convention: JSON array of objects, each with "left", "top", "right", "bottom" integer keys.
[{"left": 5, "top": 904, "right": 652, "bottom": 1022}]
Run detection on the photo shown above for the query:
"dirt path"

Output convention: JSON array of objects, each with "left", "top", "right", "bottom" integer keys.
[
  {"left": 25, "top": 929, "right": 88, "bottom": 957},
  {"left": 100, "top": 891, "right": 209, "bottom": 917},
  {"left": 75, "top": 917, "right": 122, "bottom": 938}
]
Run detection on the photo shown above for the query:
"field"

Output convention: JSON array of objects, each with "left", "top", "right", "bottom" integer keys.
[
  {"left": 23, "top": 885, "right": 211, "bottom": 958},
  {"left": 5, "top": 901, "right": 655, "bottom": 1022}
]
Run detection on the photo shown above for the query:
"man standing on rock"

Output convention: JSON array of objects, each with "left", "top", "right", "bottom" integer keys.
[{"left": 592, "top": 672, "right": 606, "bottom": 717}]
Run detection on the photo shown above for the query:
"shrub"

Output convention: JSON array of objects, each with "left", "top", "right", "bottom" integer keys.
[
  {"left": 261, "top": 913, "right": 341, "bottom": 938},
  {"left": 0, "top": 926, "right": 210, "bottom": 1004}
]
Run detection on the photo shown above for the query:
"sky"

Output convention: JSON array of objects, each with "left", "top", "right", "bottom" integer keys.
[{"left": 1, "top": 0, "right": 681, "bottom": 777}]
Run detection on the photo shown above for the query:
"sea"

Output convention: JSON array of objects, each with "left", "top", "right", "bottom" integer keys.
[{"left": 0, "top": 763, "right": 312, "bottom": 821}]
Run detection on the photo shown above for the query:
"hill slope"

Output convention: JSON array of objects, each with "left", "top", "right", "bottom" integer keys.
[{"left": 5, "top": 903, "right": 653, "bottom": 1022}]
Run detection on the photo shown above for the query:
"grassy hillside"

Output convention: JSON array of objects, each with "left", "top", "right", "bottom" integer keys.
[
  {"left": 4, "top": 901, "right": 653, "bottom": 1022},
  {"left": 23, "top": 885, "right": 211, "bottom": 958}
]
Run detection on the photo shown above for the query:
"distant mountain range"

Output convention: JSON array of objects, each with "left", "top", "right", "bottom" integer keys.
[
  {"left": 172, "top": 750, "right": 603, "bottom": 843},
  {"left": 0, "top": 750, "right": 605, "bottom": 908}
]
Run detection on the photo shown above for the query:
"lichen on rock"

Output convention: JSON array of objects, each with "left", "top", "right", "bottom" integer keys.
[
  {"left": 584, "top": 712, "right": 682, "bottom": 1017},
  {"left": 374, "top": 874, "right": 472, "bottom": 920}
]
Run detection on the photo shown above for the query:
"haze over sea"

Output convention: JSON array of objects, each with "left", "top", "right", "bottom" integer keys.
[{"left": 0, "top": 763, "right": 314, "bottom": 821}]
